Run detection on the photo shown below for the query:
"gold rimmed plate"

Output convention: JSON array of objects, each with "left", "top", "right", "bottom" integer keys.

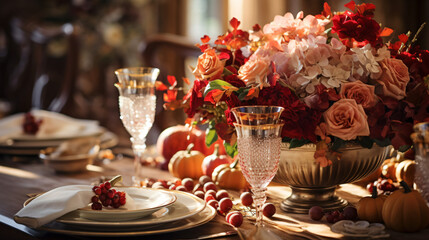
[
  {"left": 38, "top": 205, "right": 215, "bottom": 237},
  {"left": 74, "top": 187, "right": 176, "bottom": 222},
  {"left": 23, "top": 187, "right": 177, "bottom": 223},
  {"left": 55, "top": 190, "right": 206, "bottom": 229}
]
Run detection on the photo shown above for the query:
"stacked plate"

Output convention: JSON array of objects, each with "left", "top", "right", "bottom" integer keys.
[
  {"left": 30, "top": 187, "right": 215, "bottom": 237},
  {"left": 0, "top": 110, "right": 118, "bottom": 155}
]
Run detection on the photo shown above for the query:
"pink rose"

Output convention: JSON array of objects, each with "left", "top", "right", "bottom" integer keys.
[
  {"left": 238, "top": 56, "right": 269, "bottom": 86},
  {"left": 323, "top": 99, "right": 370, "bottom": 140},
  {"left": 193, "top": 48, "right": 225, "bottom": 80},
  {"left": 340, "top": 80, "right": 377, "bottom": 108},
  {"left": 376, "top": 58, "right": 410, "bottom": 100}
]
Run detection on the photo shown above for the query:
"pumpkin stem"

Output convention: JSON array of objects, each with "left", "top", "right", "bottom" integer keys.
[
  {"left": 371, "top": 186, "right": 378, "bottom": 198},
  {"left": 213, "top": 144, "right": 219, "bottom": 156},
  {"left": 400, "top": 180, "right": 412, "bottom": 193},
  {"left": 230, "top": 158, "right": 239, "bottom": 168},
  {"left": 395, "top": 151, "right": 404, "bottom": 162},
  {"left": 186, "top": 143, "right": 195, "bottom": 154}
]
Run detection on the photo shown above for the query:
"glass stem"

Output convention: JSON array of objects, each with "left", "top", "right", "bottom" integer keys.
[
  {"left": 131, "top": 137, "right": 147, "bottom": 186},
  {"left": 252, "top": 187, "right": 267, "bottom": 227}
]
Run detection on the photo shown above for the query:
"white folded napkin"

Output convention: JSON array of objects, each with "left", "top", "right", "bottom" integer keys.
[
  {"left": 14, "top": 185, "right": 94, "bottom": 228},
  {"left": 0, "top": 110, "right": 99, "bottom": 140},
  {"left": 14, "top": 185, "right": 136, "bottom": 228}
]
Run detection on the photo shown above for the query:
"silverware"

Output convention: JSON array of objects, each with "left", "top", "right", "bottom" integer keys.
[
  {"left": 198, "top": 230, "right": 237, "bottom": 239},
  {"left": 178, "top": 230, "right": 237, "bottom": 240}
]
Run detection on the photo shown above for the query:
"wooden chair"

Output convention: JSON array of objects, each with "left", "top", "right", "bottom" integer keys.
[
  {"left": 2, "top": 18, "right": 79, "bottom": 116},
  {"left": 141, "top": 33, "right": 202, "bottom": 142}
]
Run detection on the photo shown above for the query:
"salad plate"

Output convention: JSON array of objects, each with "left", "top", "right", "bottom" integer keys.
[
  {"left": 77, "top": 187, "right": 176, "bottom": 221},
  {"left": 56, "top": 190, "right": 206, "bottom": 228}
]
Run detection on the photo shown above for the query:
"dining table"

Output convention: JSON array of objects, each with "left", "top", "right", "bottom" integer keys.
[{"left": 1, "top": 144, "right": 429, "bottom": 240}]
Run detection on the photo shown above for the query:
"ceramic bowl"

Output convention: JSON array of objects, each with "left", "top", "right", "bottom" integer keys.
[{"left": 40, "top": 143, "right": 99, "bottom": 173}]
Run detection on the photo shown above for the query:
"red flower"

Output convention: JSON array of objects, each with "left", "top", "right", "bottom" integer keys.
[
  {"left": 304, "top": 85, "right": 340, "bottom": 111},
  {"left": 256, "top": 84, "right": 321, "bottom": 142},
  {"left": 219, "top": 48, "right": 247, "bottom": 67},
  {"left": 366, "top": 101, "right": 388, "bottom": 140},
  {"left": 185, "top": 79, "right": 208, "bottom": 117},
  {"left": 224, "top": 74, "right": 246, "bottom": 88},
  {"left": 224, "top": 93, "right": 250, "bottom": 125},
  {"left": 331, "top": 11, "right": 382, "bottom": 47}
]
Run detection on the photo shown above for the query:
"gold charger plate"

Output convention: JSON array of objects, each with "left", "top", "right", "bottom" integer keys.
[{"left": 37, "top": 206, "right": 216, "bottom": 237}]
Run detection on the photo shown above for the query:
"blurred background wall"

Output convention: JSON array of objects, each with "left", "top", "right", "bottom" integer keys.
[{"left": 0, "top": 0, "right": 428, "bottom": 147}]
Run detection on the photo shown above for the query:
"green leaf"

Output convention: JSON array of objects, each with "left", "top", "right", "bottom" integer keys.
[
  {"left": 373, "top": 138, "right": 391, "bottom": 147},
  {"left": 289, "top": 138, "right": 311, "bottom": 149},
  {"left": 203, "top": 80, "right": 233, "bottom": 97},
  {"left": 398, "top": 145, "right": 411, "bottom": 152},
  {"left": 205, "top": 129, "right": 218, "bottom": 147},
  {"left": 223, "top": 67, "right": 233, "bottom": 76},
  {"left": 224, "top": 141, "right": 237, "bottom": 158},
  {"left": 237, "top": 88, "right": 250, "bottom": 101},
  {"left": 331, "top": 137, "right": 345, "bottom": 151},
  {"left": 358, "top": 136, "right": 374, "bottom": 149},
  {"left": 205, "top": 121, "right": 218, "bottom": 147}
]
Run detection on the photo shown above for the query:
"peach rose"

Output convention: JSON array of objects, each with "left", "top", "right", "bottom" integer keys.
[
  {"left": 323, "top": 99, "right": 370, "bottom": 140},
  {"left": 340, "top": 81, "right": 377, "bottom": 108},
  {"left": 376, "top": 58, "right": 410, "bottom": 100},
  {"left": 238, "top": 56, "right": 269, "bottom": 86},
  {"left": 193, "top": 48, "right": 225, "bottom": 80}
]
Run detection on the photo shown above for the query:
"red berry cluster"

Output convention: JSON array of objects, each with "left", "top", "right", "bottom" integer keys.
[
  {"left": 366, "top": 178, "right": 398, "bottom": 195},
  {"left": 146, "top": 175, "right": 277, "bottom": 227},
  {"left": 309, "top": 206, "right": 357, "bottom": 223},
  {"left": 22, "top": 112, "right": 42, "bottom": 135},
  {"left": 91, "top": 181, "right": 126, "bottom": 210}
]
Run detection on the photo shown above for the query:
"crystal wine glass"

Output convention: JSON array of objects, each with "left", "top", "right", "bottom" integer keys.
[
  {"left": 232, "top": 106, "right": 284, "bottom": 227},
  {"left": 412, "top": 122, "right": 429, "bottom": 203},
  {"left": 114, "top": 67, "right": 160, "bottom": 185}
]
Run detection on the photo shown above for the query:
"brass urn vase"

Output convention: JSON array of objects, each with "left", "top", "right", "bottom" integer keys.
[{"left": 273, "top": 143, "right": 391, "bottom": 214}]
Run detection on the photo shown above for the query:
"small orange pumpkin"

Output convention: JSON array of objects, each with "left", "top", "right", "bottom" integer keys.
[
  {"left": 212, "top": 158, "right": 249, "bottom": 191},
  {"left": 382, "top": 181, "right": 429, "bottom": 232},
  {"left": 357, "top": 186, "right": 387, "bottom": 223},
  {"left": 381, "top": 153, "right": 403, "bottom": 181},
  {"left": 168, "top": 143, "right": 205, "bottom": 179},
  {"left": 395, "top": 160, "right": 416, "bottom": 188}
]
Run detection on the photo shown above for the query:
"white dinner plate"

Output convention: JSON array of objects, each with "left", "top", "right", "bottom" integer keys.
[
  {"left": 0, "top": 130, "right": 118, "bottom": 155},
  {"left": 0, "top": 110, "right": 103, "bottom": 141},
  {"left": 11, "top": 123, "right": 102, "bottom": 141},
  {"left": 76, "top": 187, "right": 176, "bottom": 222},
  {"left": 39, "top": 205, "right": 215, "bottom": 237},
  {"left": 57, "top": 190, "right": 206, "bottom": 228}
]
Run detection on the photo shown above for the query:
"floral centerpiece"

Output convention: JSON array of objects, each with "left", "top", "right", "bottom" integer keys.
[{"left": 159, "top": 1, "right": 429, "bottom": 166}]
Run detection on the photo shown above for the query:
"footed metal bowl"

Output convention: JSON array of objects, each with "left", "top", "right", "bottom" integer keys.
[{"left": 273, "top": 143, "right": 391, "bottom": 214}]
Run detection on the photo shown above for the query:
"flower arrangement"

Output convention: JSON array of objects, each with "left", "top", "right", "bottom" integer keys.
[{"left": 159, "top": 1, "right": 429, "bottom": 166}]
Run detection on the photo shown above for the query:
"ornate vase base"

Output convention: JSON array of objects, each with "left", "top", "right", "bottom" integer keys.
[{"left": 280, "top": 186, "right": 348, "bottom": 214}]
